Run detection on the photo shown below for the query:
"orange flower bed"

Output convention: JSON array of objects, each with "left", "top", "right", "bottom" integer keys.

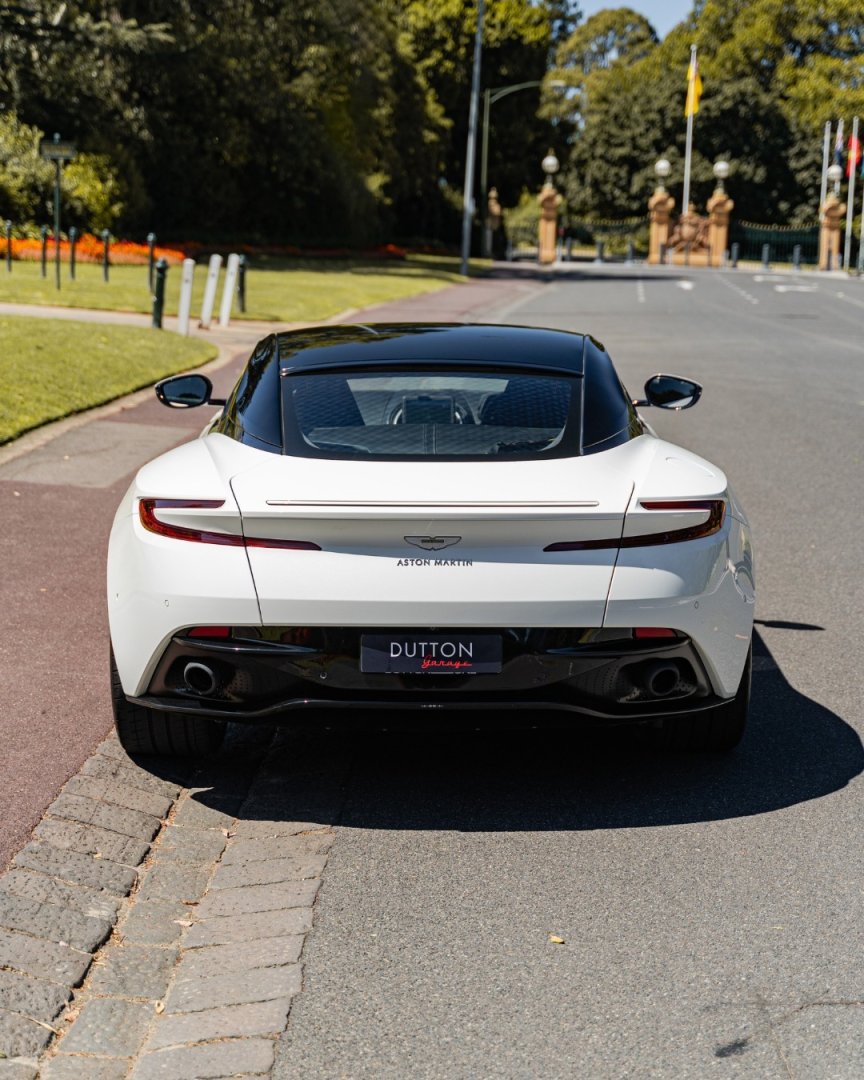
[
  {"left": 0, "top": 235, "right": 407, "bottom": 264},
  {"left": 0, "top": 233, "right": 186, "bottom": 265}
]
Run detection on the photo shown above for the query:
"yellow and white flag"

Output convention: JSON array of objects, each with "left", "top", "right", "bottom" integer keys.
[{"left": 685, "top": 54, "right": 703, "bottom": 117}]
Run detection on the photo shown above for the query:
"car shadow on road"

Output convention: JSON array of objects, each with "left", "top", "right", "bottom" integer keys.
[{"left": 169, "top": 628, "right": 862, "bottom": 832}]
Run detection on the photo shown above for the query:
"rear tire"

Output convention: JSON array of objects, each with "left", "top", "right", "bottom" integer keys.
[
  {"left": 110, "top": 651, "right": 224, "bottom": 758},
  {"left": 657, "top": 643, "right": 751, "bottom": 752}
]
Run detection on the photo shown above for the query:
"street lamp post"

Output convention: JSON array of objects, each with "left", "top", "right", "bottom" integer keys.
[
  {"left": 460, "top": 0, "right": 485, "bottom": 277},
  {"left": 480, "top": 79, "right": 564, "bottom": 257}
]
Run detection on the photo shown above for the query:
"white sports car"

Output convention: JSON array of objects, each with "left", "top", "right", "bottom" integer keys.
[{"left": 107, "top": 323, "right": 754, "bottom": 757}]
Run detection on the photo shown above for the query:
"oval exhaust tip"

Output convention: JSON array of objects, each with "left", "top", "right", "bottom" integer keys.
[{"left": 183, "top": 661, "right": 217, "bottom": 697}]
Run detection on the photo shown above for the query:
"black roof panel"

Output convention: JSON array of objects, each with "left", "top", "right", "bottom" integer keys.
[{"left": 275, "top": 323, "right": 597, "bottom": 375}]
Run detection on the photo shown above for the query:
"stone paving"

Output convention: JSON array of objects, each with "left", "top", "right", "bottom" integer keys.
[{"left": 0, "top": 725, "right": 341, "bottom": 1079}]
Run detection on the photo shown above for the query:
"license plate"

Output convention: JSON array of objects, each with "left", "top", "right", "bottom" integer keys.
[{"left": 360, "top": 633, "right": 502, "bottom": 674}]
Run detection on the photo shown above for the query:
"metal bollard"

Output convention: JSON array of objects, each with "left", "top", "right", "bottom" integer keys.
[
  {"left": 147, "top": 232, "right": 156, "bottom": 288},
  {"left": 684, "top": 242, "right": 690, "bottom": 266},
  {"left": 69, "top": 226, "right": 77, "bottom": 280},
  {"left": 625, "top": 238, "right": 635, "bottom": 265},
  {"left": 237, "top": 254, "right": 247, "bottom": 313},
  {"left": 730, "top": 242, "right": 739, "bottom": 269},
  {"left": 761, "top": 243, "right": 770, "bottom": 269},
  {"left": 152, "top": 258, "right": 168, "bottom": 329},
  {"left": 102, "top": 229, "right": 110, "bottom": 282},
  {"left": 594, "top": 240, "right": 605, "bottom": 263},
  {"left": 40, "top": 226, "right": 48, "bottom": 277},
  {"left": 825, "top": 250, "right": 832, "bottom": 272},
  {"left": 792, "top": 244, "right": 801, "bottom": 271},
  {"left": 4, "top": 220, "right": 11, "bottom": 273},
  {"left": 565, "top": 237, "right": 573, "bottom": 262}
]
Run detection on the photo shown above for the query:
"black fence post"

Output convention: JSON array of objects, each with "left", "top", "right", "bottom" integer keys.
[
  {"left": 237, "top": 254, "right": 247, "bottom": 313},
  {"left": 792, "top": 244, "right": 802, "bottom": 271},
  {"left": 102, "top": 229, "right": 110, "bottom": 282},
  {"left": 730, "top": 242, "right": 739, "bottom": 269},
  {"left": 40, "top": 226, "right": 48, "bottom": 277},
  {"left": 69, "top": 226, "right": 77, "bottom": 280},
  {"left": 152, "top": 258, "right": 168, "bottom": 329},
  {"left": 761, "top": 243, "right": 770, "bottom": 269},
  {"left": 147, "top": 232, "right": 156, "bottom": 289}
]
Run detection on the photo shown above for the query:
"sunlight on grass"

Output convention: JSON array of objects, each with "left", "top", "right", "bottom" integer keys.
[
  {"left": 0, "top": 255, "right": 484, "bottom": 324},
  {"left": 0, "top": 316, "right": 217, "bottom": 444}
]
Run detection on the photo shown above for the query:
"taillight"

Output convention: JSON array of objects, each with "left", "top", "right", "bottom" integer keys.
[
  {"left": 633, "top": 627, "right": 679, "bottom": 639},
  {"left": 545, "top": 499, "right": 725, "bottom": 552},
  {"left": 139, "top": 499, "right": 320, "bottom": 550},
  {"left": 187, "top": 626, "right": 232, "bottom": 638},
  {"left": 139, "top": 499, "right": 244, "bottom": 546}
]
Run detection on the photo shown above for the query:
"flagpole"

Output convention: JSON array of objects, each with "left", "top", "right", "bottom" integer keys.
[
  {"left": 819, "top": 120, "right": 831, "bottom": 213},
  {"left": 858, "top": 166, "right": 864, "bottom": 273},
  {"left": 843, "top": 115, "right": 858, "bottom": 271},
  {"left": 682, "top": 44, "right": 697, "bottom": 215}
]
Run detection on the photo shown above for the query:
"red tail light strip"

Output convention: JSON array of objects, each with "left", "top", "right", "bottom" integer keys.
[
  {"left": 544, "top": 499, "right": 725, "bottom": 552},
  {"left": 139, "top": 499, "right": 321, "bottom": 550}
]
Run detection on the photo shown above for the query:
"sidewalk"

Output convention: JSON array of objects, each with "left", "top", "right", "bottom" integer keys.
[{"left": 0, "top": 271, "right": 546, "bottom": 1078}]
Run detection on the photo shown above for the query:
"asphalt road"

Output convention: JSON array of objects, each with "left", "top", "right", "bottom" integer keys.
[
  {"left": 270, "top": 265, "right": 864, "bottom": 1079},
  {"left": 2, "top": 264, "right": 863, "bottom": 1077}
]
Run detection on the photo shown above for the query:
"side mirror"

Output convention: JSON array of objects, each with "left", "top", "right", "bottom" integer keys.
[
  {"left": 635, "top": 374, "right": 702, "bottom": 410},
  {"left": 155, "top": 373, "right": 225, "bottom": 408}
]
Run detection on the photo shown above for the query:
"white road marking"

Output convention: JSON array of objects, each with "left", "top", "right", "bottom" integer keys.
[
  {"left": 718, "top": 275, "right": 759, "bottom": 305},
  {"left": 753, "top": 275, "right": 788, "bottom": 283},
  {"left": 637, "top": 279, "right": 646, "bottom": 304},
  {"left": 775, "top": 285, "right": 817, "bottom": 293},
  {"left": 677, "top": 280, "right": 694, "bottom": 291},
  {"left": 832, "top": 290, "right": 864, "bottom": 310}
]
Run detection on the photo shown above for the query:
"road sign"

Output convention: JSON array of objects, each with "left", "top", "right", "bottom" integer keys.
[{"left": 39, "top": 138, "right": 77, "bottom": 161}]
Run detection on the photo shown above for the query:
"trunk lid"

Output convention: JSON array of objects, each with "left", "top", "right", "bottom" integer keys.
[{"left": 230, "top": 455, "right": 634, "bottom": 627}]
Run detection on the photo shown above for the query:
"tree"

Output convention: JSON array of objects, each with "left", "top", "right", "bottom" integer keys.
[{"left": 558, "top": 0, "right": 864, "bottom": 225}]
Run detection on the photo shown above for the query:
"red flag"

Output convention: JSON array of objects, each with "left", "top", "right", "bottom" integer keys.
[{"left": 847, "top": 133, "right": 861, "bottom": 177}]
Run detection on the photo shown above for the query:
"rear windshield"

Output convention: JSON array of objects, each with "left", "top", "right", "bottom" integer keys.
[{"left": 281, "top": 369, "right": 580, "bottom": 460}]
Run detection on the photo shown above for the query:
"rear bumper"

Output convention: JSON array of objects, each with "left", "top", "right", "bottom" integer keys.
[{"left": 130, "top": 627, "right": 732, "bottom": 725}]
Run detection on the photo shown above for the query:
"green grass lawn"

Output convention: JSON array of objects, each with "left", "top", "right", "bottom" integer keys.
[
  {"left": 0, "top": 254, "right": 482, "bottom": 323},
  {"left": 0, "top": 316, "right": 217, "bottom": 444}
]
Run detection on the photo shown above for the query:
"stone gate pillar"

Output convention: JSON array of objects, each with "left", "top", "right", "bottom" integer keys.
[
  {"left": 648, "top": 188, "right": 675, "bottom": 264},
  {"left": 819, "top": 194, "right": 846, "bottom": 270},
  {"left": 538, "top": 182, "right": 562, "bottom": 265},
  {"left": 707, "top": 188, "right": 734, "bottom": 266},
  {"left": 485, "top": 187, "right": 503, "bottom": 261}
]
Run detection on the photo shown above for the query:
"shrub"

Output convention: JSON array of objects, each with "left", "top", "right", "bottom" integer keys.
[{"left": 0, "top": 113, "right": 125, "bottom": 231}]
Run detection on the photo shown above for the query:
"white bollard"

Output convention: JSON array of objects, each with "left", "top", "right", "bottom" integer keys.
[
  {"left": 177, "top": 258, "right": 195, "bottom": 336},
  {"left": 218, "top": 253, "right": 241, "bottom": 328},
  {"left": 199, "top": 253, "right": 223, "bottom": 329}
]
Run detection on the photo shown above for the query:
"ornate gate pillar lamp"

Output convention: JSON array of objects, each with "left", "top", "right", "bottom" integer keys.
[
  {"left": 648, "top": 158, "right": 675, "bottom": 264},
  {"left": 819, "top": 164, "right": 846, "bottom": 270},
  {"left": 537, "top": 149, "right": 561, "bottom": 265},
  {"left": 707, "top": 160, "right": 734, "bottom": 266}
]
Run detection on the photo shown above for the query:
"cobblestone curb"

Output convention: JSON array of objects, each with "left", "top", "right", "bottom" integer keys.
[
  {"left": 0, "top": 736, "right": 187, "bottom": 1078},
  {"left": 11, "top": 728, "right": 340, "bottom": 1080}
]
